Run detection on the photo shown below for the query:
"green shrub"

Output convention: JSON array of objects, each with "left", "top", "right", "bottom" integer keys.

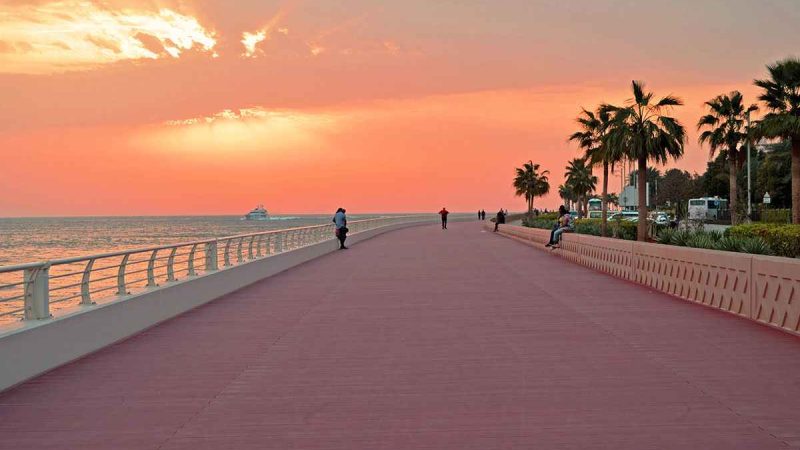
[
  {"left": 571, "top": 218, "right": 637, "bottom": 240},
  {"left": 761, "top": 209, "right": 791, "bottom": 224},
  {"left": 656, "top": 228, "right": 675, "bottom": 245},
  {"left": 608, "top": 219, "right": 637, "bottom": 240},
  {"left": 574, "top": 219, "right": 601, "bottom": 236},
  {"left": 714, "top": 236, "right": 742, "bottom": 252},
  {"left": 670, "top": 229, "right": 692, "bottom": 247},
  {"left": 739, "top": 237, "right": 774, "bottom": 255},
  {"left": 686, "top": 233, "right": 716, "bottom": 249},
  {"left": 523, "top": 217, "right": 556, "bottom": 229},
  {"left": 727, "top": 223, "right": 800, "bottom": 258}
]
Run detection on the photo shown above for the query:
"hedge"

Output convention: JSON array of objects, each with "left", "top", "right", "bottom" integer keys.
[
  {"left": 726, "top": 223, "right": 800, "bottom": 258},
  {"left": 523, "top": 217, "right": 639, "bottom": 241},
  {"left": 574, "top": 218, "right": 638, "bottom": 240},
  {"left": 760, "top": 209, "right": 791, "bottom": 224}
]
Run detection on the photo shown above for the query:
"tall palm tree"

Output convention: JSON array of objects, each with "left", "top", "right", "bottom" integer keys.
[
  {"left": 558, "top": 184, "right": 576, "bottom": 210},
  {"left": 564, "top": 158, "right": 597, "bottom": 217},
  {"left": 568, "top": 106, "right": 623, "bottom": 236},
  {"left": 697, "top": 91, "right": 758, "bottom": 225},
  {"left": 754, "top": 58, "right": 800, "bottom": 224},
  {"left": 606, "top": 81, "right": 686, "bottom": 240},
  {"left": 513, "top": 161, "right": 550, "bottom": 215}
]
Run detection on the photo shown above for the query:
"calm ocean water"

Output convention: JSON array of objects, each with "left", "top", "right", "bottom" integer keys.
[
  {"left": 0, "top": 214, "right": 387, "bottom": 266},
  {"left": 0, "top": 214, "right": 392, "bottom": 322}
]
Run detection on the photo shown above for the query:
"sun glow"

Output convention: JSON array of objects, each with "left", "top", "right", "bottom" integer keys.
[
  {"left": 0, "top": 1, "right": 217, "bottom": 74},
  {"left": 141, "top": 107, "right": 337, "bottom": 154}
]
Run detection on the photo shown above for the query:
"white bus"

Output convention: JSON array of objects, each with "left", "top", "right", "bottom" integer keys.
[{"left": 688, "top": 197, "right": 728, "bottom": 220}]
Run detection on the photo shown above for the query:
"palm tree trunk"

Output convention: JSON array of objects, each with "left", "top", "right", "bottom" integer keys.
[
  {"left": 792, "top": 137, "right": 800, "bottom": 224},
  {"left": 637, "top": 156, "right": 648, "bottom": 241},
  {"left": 601, "top": 161, "right": 608, "bottom": 237},
  {"left": 728, "top": 153, "right": 739, "bottom": 226}
]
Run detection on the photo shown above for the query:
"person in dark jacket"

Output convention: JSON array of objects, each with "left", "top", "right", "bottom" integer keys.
[
  {"left": 439, "top": 207, "right": 450, "bottom": 229},
  {"left": 493, "top": 209, "right": 506, "bottom": 232}
]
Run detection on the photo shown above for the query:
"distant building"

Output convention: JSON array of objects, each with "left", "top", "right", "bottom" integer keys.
[
  {"left": 619, "top": 183, "right": 654, "bottom": 210},
  {"left": 619, "top": 185, "right": 638, "bottom": 210}
]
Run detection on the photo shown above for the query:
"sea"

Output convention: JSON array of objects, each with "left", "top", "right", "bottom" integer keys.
[{"left": 0, "top": 214, "right": 392, "bottom": 322}]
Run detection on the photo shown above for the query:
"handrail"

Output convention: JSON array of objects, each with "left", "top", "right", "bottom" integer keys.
[
  {"left": 0, "top": 215, "right": 435, "bottom": 323},
  {"left": 0, "top": 217, "right": 417, "bottom": 273}
]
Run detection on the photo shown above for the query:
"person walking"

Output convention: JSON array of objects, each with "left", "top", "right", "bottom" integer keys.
[
  {"left": 493, "top": 208, "right": 505, "bottom": 232},
  {"left": 481, "top": 209, "right": 486, "bottom": 220},
  {"left": 439, "top": 207, "right": 450, "bottom": 229},
  {"left": 333, "top": 207, "right": 348, "bottom": 249}
]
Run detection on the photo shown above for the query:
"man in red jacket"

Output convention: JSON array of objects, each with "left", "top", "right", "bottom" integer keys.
[{"left": 438, "top": 207, "right": 449, "bottom": 229}]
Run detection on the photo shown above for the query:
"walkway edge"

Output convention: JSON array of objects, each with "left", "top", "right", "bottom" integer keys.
[
  {"left": 0, "top": 220, "right": 432, "bottom": 393},
  {"left": 491, "top": 223, "right": 800, "bottom": 339}
]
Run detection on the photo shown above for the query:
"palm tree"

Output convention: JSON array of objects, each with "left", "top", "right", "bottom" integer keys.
[
  {"left": 697, "top": 91, "right": 758, "bottom": 225},
  {"left": 564, "top": 157, "right": 597, "bottom": 217},
  {"left": 558, "top": 184, "right": 577, "bottom": 210},
  {"left": 604, "top": 192, "right": 619, "bottom": 207},
  {"left": 513, "top": 161, "right": 550, "bottom": 215},
  {"left": 606, "top": 81, "right": 686, "bottom": 240},
  {"left": 754, "top": 58, "right": 800, "bottom": 224},
  {"left": 568, "top": 106, "right": 623, "bottom": 236}
]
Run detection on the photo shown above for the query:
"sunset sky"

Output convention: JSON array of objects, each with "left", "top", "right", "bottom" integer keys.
[{"left": 1, "top": 0, "right": 799, "bottom": 216}]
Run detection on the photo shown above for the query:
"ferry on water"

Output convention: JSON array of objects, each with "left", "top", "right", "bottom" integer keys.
[{"left": 243, "top": 205, "right": 269, "bottom": 220}]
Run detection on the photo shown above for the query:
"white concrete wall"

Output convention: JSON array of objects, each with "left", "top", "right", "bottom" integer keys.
[{"left": 0, "top": 220, "right": 434, "bottom": 392}]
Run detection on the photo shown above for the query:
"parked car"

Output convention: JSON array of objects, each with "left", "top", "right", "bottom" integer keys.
[
  {"left": 609, "top": 211, "right": 639, "bottom": 222},
  {"left": 651, "top": 212, "right": 670, "bottom": 225}
]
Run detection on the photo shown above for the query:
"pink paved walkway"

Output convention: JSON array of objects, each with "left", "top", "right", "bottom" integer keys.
[{"left": 1, "top": 221, "right": 800, "bottom": 449}]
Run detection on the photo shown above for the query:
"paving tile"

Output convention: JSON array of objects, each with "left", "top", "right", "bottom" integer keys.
[{"left": 0, "top": 222, "right": 798, "bottom": 449}]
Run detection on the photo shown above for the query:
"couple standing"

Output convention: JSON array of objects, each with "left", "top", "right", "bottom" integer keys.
[{"left": 333, "top": 208, "right": 348, "bottom": 250}]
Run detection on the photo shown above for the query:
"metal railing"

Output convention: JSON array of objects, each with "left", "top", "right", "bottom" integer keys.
[{"left": 0, "top": 215, "right": 433, "bottom": 323}]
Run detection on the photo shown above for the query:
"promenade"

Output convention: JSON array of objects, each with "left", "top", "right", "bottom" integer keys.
[{"left": 1, "top": 221, "right": 799, "bottom": 449}]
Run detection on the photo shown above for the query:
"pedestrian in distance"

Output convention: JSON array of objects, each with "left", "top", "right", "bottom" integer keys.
[
  {"left": 481, "top": 209, "right": 486, "bottom": 220},
  {"left": 439, "top": 207, "right": 450, "bottom": 229},
  {"left": 478, "top": 210, "right": 481, "bottom": 220},
  {"left": 494, "top": 208, "right": 506, "bottom": 232},
  {"left": 333, "top": 207, "right": 348, "bottom": 249}
]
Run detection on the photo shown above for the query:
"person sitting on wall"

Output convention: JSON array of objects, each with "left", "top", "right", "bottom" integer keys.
[
  {"left": 546, "top": 205, "right": 573, "bottom": 248},
  {"left": 493, "top": 209, "right": 506, "bottom": 232}
]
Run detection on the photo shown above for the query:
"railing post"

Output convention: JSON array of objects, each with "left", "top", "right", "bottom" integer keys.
[
  {"left": 256, "top": 236, "right": 263, "bottom": 257},
  {"left": 167, "top": 247, "right": 178, "bottom": 281},
  {"left": 80, "top": 259, "right": 95, "bottom": 305},
  {"left": 117, "top": 254, "right": 130, "bottom": 295},
  {"left": 237, "top": 237, "right": 244, "bottom": 263},
  {"left": 276, "top": 232, "right": 284, "bottom": 253},
  {"left": 248, "top": 236, "right": 255, "bottom": 259},
  {"left": 223, "top": 239, "right": 232, "bottom": 267},
  {"left": 205, "top": 241, "right": 218, "bottom": 271},
  {"left": 187, "top": 244, "right": 198, "bottom": 276},
  {"left": 23, "top": 264, "right": 50, "bottom": 320},
  {"left": 146, "top": 249, "right": 159, "bottom": 287}
]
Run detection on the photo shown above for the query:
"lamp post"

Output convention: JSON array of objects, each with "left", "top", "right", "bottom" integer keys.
[{"left": 746, "top": 111, "right": 752, "bottom": 217}]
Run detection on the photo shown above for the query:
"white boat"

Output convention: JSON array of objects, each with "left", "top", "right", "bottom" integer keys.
[{"left": 243, "top": 205, "right": 269, "bottom": 220}]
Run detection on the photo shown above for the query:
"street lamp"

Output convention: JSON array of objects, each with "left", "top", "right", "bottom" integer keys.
[{"left": 746, "top": 111, "right": 752, "bottom": 217}]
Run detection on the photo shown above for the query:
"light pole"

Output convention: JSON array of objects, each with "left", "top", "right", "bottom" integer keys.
[{"left": 746, "top": 111, "right": 752, "bottom": 217}]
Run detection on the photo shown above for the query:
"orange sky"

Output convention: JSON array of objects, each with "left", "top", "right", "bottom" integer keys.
[{"left": 1, "top": 0, "right": 799, "bottom": 216}]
